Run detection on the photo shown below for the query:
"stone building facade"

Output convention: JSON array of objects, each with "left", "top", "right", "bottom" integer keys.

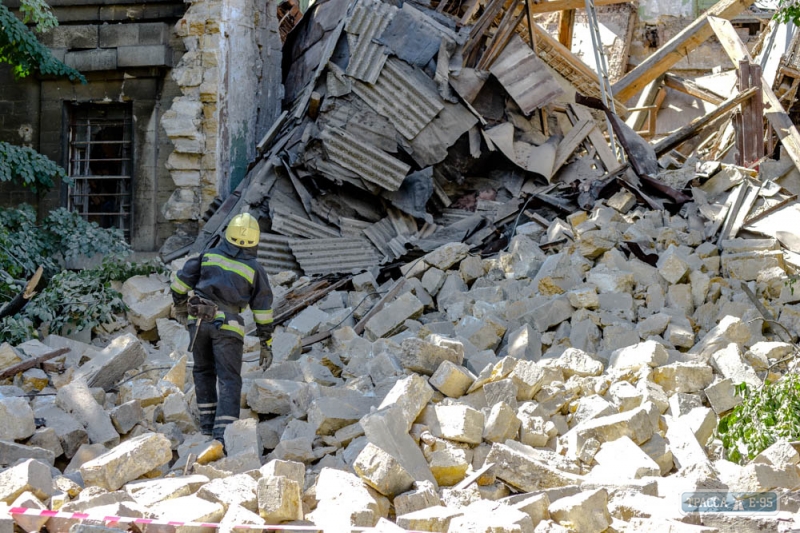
[{"left": 0, "top": 0, "right": 282, "bottom": 253}]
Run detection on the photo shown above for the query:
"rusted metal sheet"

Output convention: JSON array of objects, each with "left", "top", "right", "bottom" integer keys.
[
  {"left": 257, "top": 233, "right": 302, "bottom": 274},
  {"left": 345, "top": 0, "right": 396, "bottom": 83},
  {"left": 272, "top": 211, "right": 341, "bottom": 239},
  {"left": 489, "top": 35, "right": 564, "bottom": 115},
  {"left": 289, "top": 238, "right": 384, "bottom": 275},
  {"left": 353, "top": 58, "right": 445, "bottom": 140},
  {"left": 320, "top": 127, "right": 410, "bottom": 191}
]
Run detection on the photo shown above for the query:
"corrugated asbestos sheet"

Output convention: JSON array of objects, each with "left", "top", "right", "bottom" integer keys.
[
  {"left": 320, "top": 127, "right": 410, "bottom": 191},
  {"left": 489, "top": 35, "right": 564, "bottom": 116},
  {"left": 364, "top": 217, "right": 397, "bottom": 259},
  {"left": 257, "top": 233, "right": 302, "bottom": 274},
  {"left": 272, "top": 211, "right": 341, "bottom": 239},
  {"left": 353, "top": 58, "right": 445, "bottom": 140},
  {"left": 345, "top": 0, "right": 396, "bottom": 84},
  {"left": 340, "top": 217, "right": 373, "bottom": 237},
  {"left": 289, "top": 238, "right": 384, "bottom": 275}
]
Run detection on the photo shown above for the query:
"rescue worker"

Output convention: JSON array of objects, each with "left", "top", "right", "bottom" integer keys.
[{"left": 170, "top": 212, "right": 274, "bottom": 447}]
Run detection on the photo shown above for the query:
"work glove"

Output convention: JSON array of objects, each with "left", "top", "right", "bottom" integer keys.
[
  {"left": 174, "top": 302, "right": 188, "bottom": 326},
  {"left": 260, "top": 338, "right": 273, "bottom": 369}
]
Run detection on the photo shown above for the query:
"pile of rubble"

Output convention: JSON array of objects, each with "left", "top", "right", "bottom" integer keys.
[{"left": 3, "top": 196, "right": 800, "bottom": 532}]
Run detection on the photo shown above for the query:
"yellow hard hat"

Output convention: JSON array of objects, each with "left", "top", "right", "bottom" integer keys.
[{"left": 225, "top": 213, "right": 260, "bottom": 247}]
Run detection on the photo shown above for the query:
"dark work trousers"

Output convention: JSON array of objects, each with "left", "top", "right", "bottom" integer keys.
[{"left": 190, "top": 320, "right": 244, "bottom": 441}]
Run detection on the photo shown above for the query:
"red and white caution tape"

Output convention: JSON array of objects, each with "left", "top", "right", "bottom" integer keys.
[{"left": 7, "top": 507, "right": 419, "bottom": 532}]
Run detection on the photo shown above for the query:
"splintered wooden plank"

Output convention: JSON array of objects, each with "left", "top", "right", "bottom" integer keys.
[
  {"left": 558, "top": 9, "right": 575, "bottom": 48},
  {"left": 708, "top": 16, "right": 800, "bottom": 175},
  {"left": 612, "top": 0, "right": 758, "bottom": 102},
  {"left": 552, "top": 118, "right": 595, "bottom": 173},
  {"left": 570, "top": 103, "right": 622, "bottom": 173},
  {"left": 489, "top": 34, "right": 565, "bottom": 115},
  {"left": 526, "top": 0, "right": 630, "bottom": 13}
]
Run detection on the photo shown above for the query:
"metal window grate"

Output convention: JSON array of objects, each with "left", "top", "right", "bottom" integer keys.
[{"left": 67, "top": 104, "right": 133, "bottom": 242}]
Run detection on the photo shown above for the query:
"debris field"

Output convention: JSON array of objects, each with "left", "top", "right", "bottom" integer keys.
[{"left": 6, "top": 0, "right": 800, "bottom": 532}]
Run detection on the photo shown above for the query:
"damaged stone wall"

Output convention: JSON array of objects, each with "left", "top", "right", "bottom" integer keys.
[{"left": 161, "top": 0, "right": 283, "bottom": 252}]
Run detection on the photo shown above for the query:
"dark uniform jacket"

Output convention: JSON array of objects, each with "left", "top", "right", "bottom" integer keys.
[{"left": 170, "top": 240, "right": 274, "bottom": 340}]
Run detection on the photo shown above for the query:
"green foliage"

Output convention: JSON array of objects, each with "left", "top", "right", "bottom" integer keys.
[
  {"left": 19, "top": 0, "right": 57, "bottom": 33},
  {"left": 717, "top": 374, "right": 800, "bottom": 464},
  {"left": 777, "top": 1, "right": 800, "bottom": 25},
  {"left": 0, "top": 2, "right": 85, "bottom": 81},
  {"left": 0, "top": 205, "right": 167, "bottom": 342},
  {"left": 0, "top": 141, "right": 69, "bottom": 193},
  {"left": 24, "top": 256, "right": 166, "bottom": 335}
]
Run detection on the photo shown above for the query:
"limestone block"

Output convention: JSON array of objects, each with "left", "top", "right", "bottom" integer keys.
[
  {"left": 365, "top": 292, "right": 424, "bottom": 340},
  {"left": 0, "top": 343, "right": 23, "bottom": 370},
  {"left": 657, "top": 246, "right": 690, "bottom": 284},
  {"left": 549, "top": 488, "right": 610, "bottom": 533},
  {"left": 0, "top": 459, "right": 52, "bottom": 503},
  {"left": 567, "top": 286, "right": 600, "bottom": 310},
  {"left": 397, "top": 506, "right": 464, "bottom": 533},
  {"left": 0, "top": 397, "right": 35, "bottom": 441},
  {"left": 509, "top": 361, "right": 547, "bottom": 401},
  {"left": 722, "top": 251, "right": 784, "bottom": 281},
  {"left": 430, "top": 361, "right": 475, "bottom": 398},
  {"left": 56, "top": 380, "right": 119, "bottom": 447},
  {"left": 688, "top": 316, "right": 751, "bottom": 361},
  {"left": 636, "top": 313, "right": 671, "bottom": 338},
  {"left": 607, "top": 190, "right": 636, "bottom": 213},
  {"left": 422, "top": 268, "right": 447, "bottom": 296},
  {"left": 159, "top": 392, "right": 196, "bottom": 434},
  {"left": 309, "top": 468, "right": 382, "bottom": 529},
  {"left": 703, "top": 379, "right": 742, "bottom": 416},
  {"left": 27, "top": 427, "right": 64, "bottom": 459},
  {"left": 378, "top": 374, "right": 434, "bottom": 431},
  {"left": 484, "top": 379, "right": 519, "bottom": 409},
  {"left": 609, "top": 341, "right": 668, "bottom": 371},
  {"left": 554, "top": 348, "right": 603, "bottom": 378},
  {"left": 732, "top": 462, "right": 800, "bottom": 492},
  {"left": 433, "top": 405, "right": 484, "bottom": 445},
  {"left": 591, "top": 436, "right": 661, "bottom": 479},
  {"left": 424, "top": 243, "right": 469, "bottom": 270},
  {"left": 640, "top": 433, "right": 674, "bottom": 476},
  {"left": 455, "top": 315, "right": 506, "bottom": 352},
  {"left": 485, "top": 443, "right": 582, "bottom": 492},
  {"left": 520, "top": 416, "right": 557, "bottom": 448},
  {"left": 72, "top": 333, "right": 147, "bottom": 390},
  {"left": 653, "top": 363, "right": 713, "bottom": 394},
  {"left": 752, "top": 440, "right": 800, "bottom": 468},
  {"left": 664, "top": 416, "right": 711, "bottom": 473},
  {"left": 677, "top": 407, "right": 716, "bottom": 446},
  {"left": 271, "top": 331, "right": 302, "bottom": 362},
  {"left": 149, "top": 495, "right": 225, "bottom": 533},
  {"left": 505, "top": 324, "right": 542, "bottom": 362},
  {"left": 308, "top": 393, "right": 372, "bottom": 436},
  {"left": 0, "top": 440, "right": 55, "bottom": 466},
  {"left": 446, "top": 499, "right": 534, "bottom": 533},
  {"left": 569, "top": 406, "right": 654, "bottom": 459},
  {"left": 530, "top": 296, "right": 574, "bottom": 332},
  {"left": 219, "top": 504, "right": 265, "bottom": 533},
  {"left": 399, "top": 338, "right": 463, "bottom": 376},
  {"left": 109, "top": 401, "right": 144, "bottom": 435},
  {"left": 394, "top": 481, "right": 441, "bottom": 516},
  {"left": 354, "top": 443, "right": 415, "bottom": 497},
  {"left": 286, "top": 306, "right": 329, "bottom": 337},
  {"left": 259, "top": 460, "right": 304, "bottom": 488},
  {"left": 460, "top": 255, "right": 488, "bottom": 284},
  {"left": 710, "top": 344, "right": 761, "bottom": 388},
  {"left": 246, "top": 379, "right": 308, "bottom": 417},
  {"left": 80, "top": 434, "right": 173, "bottom": 490},
  {"left": 570, "top": 395, "right": 614, "bottom": 427},
  {"left": 665, "top": 321, "right": 695, "bottom": 349},
  {"left": 125, "top": 475, "right": 209, "bottom": 507},
  {"left": 34, "top": 406, "right": 88, "bottom": 458},
  {"left": 586, "top": 267, "right": 634, "bottom": 294},
  {"left": 223, "top": 418, "right": 260, "bottom": 457},
  {"left": 126, "top": 294, "right": 172, "bottom": 332},
  {"left": 429, "top": 447, "right": 469, "bottom": 487},
  {"left": 484, "top": 402, "right": 521, "bottom": 443},
  {"left": 197, "top": 474, "right": 258, "bottom": 513},
  {"left": 118, "top": 380, "right": 163, "bottom": 407},
  {"left": 362, "top": 406, "right": 436, "bottom": 486},
  {"left": 748, "top": 341, "right": 794, "bottom": 361},
  {"left": 11, "top": 491, "right": 49, "bottom": 533}
]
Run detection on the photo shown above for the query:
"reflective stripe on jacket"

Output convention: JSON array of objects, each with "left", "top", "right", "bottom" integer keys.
[{"left": 171, "top": 240, "right": 273, "bottom": 339}]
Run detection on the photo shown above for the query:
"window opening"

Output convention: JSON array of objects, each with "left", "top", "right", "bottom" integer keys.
[{"left": 67, "top": 104, "right": 133, "bottom": 242}]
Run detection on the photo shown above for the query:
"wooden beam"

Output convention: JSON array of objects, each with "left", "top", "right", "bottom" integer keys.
[
  {"left": 558, "top": 9, "right": 575, "bottom": 48},
  {"left": 526, "top": 0, "right": 630, "bottom": 13},
  {"left": 708, "top": 16, "right": 800, "bottom": 176},
  {"left": 735, "top": 60, "right": 764, "bottom": 167},
  {"left": 663, "top": 73, "right": 725, "bottom": 105},
  {"left": 612, "top": 0, "right": 758, "bottom": 102},
  {"left": 0, "top": 348, "right": 69, "bottom": 380},
  {"left": 652, "top": 86, "right": 758, "bottom": 156}
]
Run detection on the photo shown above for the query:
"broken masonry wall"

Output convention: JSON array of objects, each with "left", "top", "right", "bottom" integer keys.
[{"left": 160, "top": 0, "right": 283, "bottom": 254}]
